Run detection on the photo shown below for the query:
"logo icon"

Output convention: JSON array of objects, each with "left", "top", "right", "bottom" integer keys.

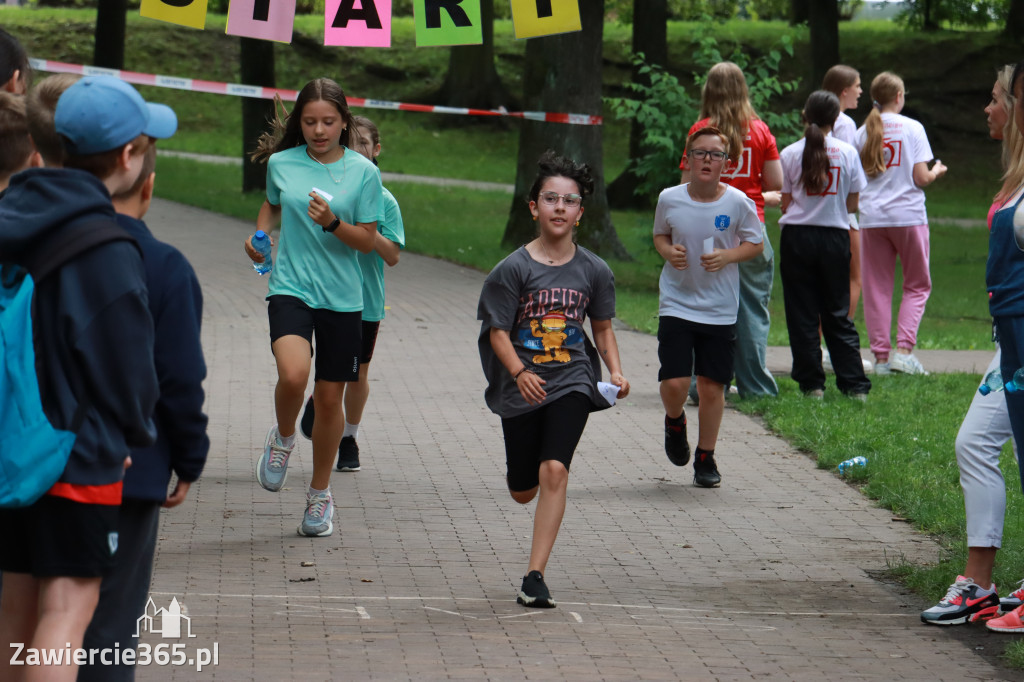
[
  {"left": 134, "top": 597, "right": 196, "bottom": 639},
  {"left": 714, "top": 215, "right": 730, "bottom": 231}
]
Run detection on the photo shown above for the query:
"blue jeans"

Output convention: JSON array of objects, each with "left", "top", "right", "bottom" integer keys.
[{"left": 689, "top": 226, "right": 778, "bottom": 400}]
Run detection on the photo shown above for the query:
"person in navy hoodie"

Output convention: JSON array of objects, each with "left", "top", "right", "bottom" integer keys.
[
  {"left": 0, "top": 75, "right": 171, "bottom": 680},
  {"left": 77, "top": 137, "right": 210, "bottom": 680}
]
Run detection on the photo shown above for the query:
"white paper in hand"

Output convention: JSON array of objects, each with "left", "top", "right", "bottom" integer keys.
[
  {"left": 702, "top": 237, "right": 715, "bottom": 255},
  {"left": 312, "top": 187, "right": 334, "bottom": 202},
  {"left": 597, "top": 381, "right": 620, "bottom": 406}
]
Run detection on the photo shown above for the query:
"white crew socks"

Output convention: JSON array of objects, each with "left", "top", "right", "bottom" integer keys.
[{"left": 343, "top": 422, "right": 360, "bottom": 440}]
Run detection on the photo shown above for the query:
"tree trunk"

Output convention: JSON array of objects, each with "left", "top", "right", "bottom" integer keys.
[
  {"left": 606, "top": 0, "right": 667, "bottom": 209},
  {"left": 93, "top": 0, "right": 127, "bottom": 69},
  {"left": 240, "top": 37, "right": 275, "bottom": 193},
  {"left": 502, "top": 0, "right": 629, "bottom": 260},
  {"left": 1007, "top": 0, "right": 1024, "bottom": 42},
  {"left": 433, "top": 0, "right": 516, "bottom": 111},
  {"left": 790, "top": 0, "right": 809, "bottom": 24},
  {"left": 808, "top": 0, "right": 839, "bottom": 88}
]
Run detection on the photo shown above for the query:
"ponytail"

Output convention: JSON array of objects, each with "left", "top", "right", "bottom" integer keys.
[
  {"left": 859, "top": 108, "right": 886, "bottom": 177},
  {"left": 799, "top": 90, "right": 840, "bottom": 195},
  {"left": 801, "top": 123, "right": 830, "bottom": 195},
  {"left": 859, "top": 71, "right": 904, "bottom": 177}
]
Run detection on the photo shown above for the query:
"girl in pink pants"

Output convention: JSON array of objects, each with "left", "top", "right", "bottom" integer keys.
[{"left": 854, "top": 72, "right": 946, "bottom": 375}]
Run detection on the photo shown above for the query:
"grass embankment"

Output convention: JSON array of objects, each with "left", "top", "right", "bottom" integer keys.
[{"left": 8, "top": 7, "right": 1024, "bottom": 666}]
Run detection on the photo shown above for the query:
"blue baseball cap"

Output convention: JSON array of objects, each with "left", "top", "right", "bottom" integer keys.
[{"left": 55, "top": 75, "right": 177, "bottom": 155}]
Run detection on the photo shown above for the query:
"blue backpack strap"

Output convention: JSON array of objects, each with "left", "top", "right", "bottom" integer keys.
[{"left": 22, "top": 219, "right": 140, "bottom": 432}]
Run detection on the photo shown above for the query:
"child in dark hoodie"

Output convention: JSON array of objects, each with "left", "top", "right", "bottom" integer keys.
[{"left": 0, "top": 75, "right": 173, "bottom": 680}]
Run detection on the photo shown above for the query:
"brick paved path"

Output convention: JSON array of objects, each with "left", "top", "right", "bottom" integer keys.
[{"left": 139, "top": 198, "right": 1013, "bottom": 681}]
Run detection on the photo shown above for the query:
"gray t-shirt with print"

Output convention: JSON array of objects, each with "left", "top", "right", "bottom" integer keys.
[{"left": 477, "top": 245, "right": 615, "bottom": 418}]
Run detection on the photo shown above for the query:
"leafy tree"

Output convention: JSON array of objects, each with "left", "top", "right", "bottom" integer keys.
[
  {"left": 431, "top": 0, "right": 515, "bottom": 111},
  {"left": 607, "top": 24, "right": 801, "bottom": 200},
  {"left": 502, "top": 0, "right": 628, "bottom": 259},
  {"left": 900, "top": 0, "right": 1008, "bottom": 29},
  {"left": 94, "top": 0, "right": 127, "bottom": 68},
  {"left": 607, "top": 0, "right": 668, "bottom": 209},
  {"left": 240, "top": 37, "right": 275, "bottom": 193}
]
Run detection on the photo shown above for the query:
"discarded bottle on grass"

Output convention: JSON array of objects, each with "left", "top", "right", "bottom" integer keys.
[
  {"left": 251, "top": 230, "right": 272, "bottom": 275},
  {"left": 837, "top": 456, "right": 867, "bottom": 475},
  {"left": 1003, "top": 368, "right": 1024, "bottom": 394},
  {"left": 978, "top": 369, "right": 1005, "bottom": 396}
]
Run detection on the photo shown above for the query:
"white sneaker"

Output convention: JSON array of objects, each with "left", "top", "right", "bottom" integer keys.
[
  {"left": 874, "top": 361, "right": 891, "bottom": 375},
  {"left": 822, "top": 348, "right": 833, "bottom": 373},
  {"left": 862, "top": 357, "right": 874, "bottom": 373},
  {"left": 890, "top": 352, "right": 929, "bottom": 376}
]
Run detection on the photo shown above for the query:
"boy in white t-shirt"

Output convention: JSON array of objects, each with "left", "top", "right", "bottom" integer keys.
[{"left": 653, "top": 127, "right": 764, "bottom": 488}]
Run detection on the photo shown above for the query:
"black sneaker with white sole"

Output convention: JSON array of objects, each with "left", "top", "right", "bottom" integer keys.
[
  {"left": 336, "top": 436, "right": 360, "bottom": 471},
  {"left": 517, "top": 570, "right": 555, "bottom": 608}
]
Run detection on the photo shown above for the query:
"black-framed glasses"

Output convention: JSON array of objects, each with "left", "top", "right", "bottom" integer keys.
[
  {"left": 539, "top": 191, "right": 582, "bottom": 207},
  {"left": 689, "top": 149, "right": 728, "bottom": 162}
]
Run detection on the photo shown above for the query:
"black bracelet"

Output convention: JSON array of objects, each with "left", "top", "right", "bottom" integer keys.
[
  {"left": 512, "top": 367, "right": 533, "bottom": 384},
  {"left": 323, "top": 216, "right": 341, "bottom": 233}
]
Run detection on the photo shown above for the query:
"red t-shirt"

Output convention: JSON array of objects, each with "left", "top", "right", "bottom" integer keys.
[{"left": 679, "top": 117, "right": 779, "bottom": 221}]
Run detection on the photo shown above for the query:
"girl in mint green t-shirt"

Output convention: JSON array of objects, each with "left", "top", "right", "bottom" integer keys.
[{"left": 243, "top": 78, "right": 381, "bottom": 538}]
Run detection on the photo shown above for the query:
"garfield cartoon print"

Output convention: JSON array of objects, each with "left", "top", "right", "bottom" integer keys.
[{"left": 528, "top": 310, "right": 574, "bottom": 363}]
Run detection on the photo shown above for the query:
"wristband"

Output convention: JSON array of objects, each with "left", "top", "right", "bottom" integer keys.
[
  {"left": 512, "top": 367, "right": 534, "bottom": 384},
  {"left": 323, "top": 216, "right": 341, "bottom": 233}
]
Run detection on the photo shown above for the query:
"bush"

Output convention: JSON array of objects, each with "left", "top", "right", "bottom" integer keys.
[{"left": 606, "top": 19, "right": 802, "bottom": 199}]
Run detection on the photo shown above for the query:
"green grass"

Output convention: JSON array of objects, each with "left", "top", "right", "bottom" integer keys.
[{"left": 734, "top": 376, "right": 1024, "bottom": 666}]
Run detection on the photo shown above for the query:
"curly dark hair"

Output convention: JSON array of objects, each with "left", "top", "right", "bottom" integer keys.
[{"left": 528, "top": 150, "right": 595, "bottom": 202}]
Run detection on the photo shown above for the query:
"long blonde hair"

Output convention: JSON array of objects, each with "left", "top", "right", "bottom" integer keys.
[
  {"left": 996, "top": 64, "right": 1024, "bottom": 202},
  {"left": 700, "top": 62, "right": 758, "bottom": 165},
  {"left": 859, "top": 71, "right": 904, "bottom": 177}
]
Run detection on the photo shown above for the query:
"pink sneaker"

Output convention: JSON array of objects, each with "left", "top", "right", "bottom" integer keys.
[{"left": 986, "top": 603, "right": 1024, "bottom": 633}]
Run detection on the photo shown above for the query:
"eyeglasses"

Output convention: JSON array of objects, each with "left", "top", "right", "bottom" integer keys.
[
  {"left": 538, "top": 191, "right": 582, "bottom": 208},
  {"left": 688, "top": 149, "right": 728, "bottom": 162}
]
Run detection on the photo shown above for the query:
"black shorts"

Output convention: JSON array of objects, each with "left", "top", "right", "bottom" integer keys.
[
  {"left": 0, "top": 495, "right": 119, "bottom": 578},
  {"left": 360, "top": 320, "right": 380, "bottom": 364},
  {"left": 500, "top": 391, "right": 591, "bottom": 492},
  {"left": 268, "top": 295, "right": 361, "bottom": 382},
  {"left": 657, "top": 316, "right": 736, "bottom": 385}
]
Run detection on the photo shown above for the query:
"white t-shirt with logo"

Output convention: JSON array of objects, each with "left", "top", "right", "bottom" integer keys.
[
  {"left": 779, "top": 136, "right": 867, "bottom": 230},
  {"left": 653, "top": 184, "right": 762, "bottom": 325},
  {"left": 832, "top": 112, "right": 857, "bottom": 145},
  {"left": 854, "top": 113, "right": 934, "bottom": 227}
]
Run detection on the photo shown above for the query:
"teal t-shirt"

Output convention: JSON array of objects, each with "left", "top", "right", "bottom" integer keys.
[
  {"left": 265, "top": 145, "right": 381, "bottom": 312},
  {"left": 358, "top": 187, "right": 405, "bottom": 322}
]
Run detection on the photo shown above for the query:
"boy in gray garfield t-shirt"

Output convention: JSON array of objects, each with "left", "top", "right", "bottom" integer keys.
[{"left": 654, "top": 127, "right": 763, "bottom": 489}]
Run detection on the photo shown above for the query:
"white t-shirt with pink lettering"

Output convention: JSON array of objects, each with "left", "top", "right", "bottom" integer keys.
[
  {"left": 854, "top": 113, "right": 934, "bottom": 228},
  {"left": 779, "top": 136, "right": 867, "bottom": 230}
]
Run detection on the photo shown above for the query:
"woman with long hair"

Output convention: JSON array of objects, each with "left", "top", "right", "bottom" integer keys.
[
  {"left": 922, "top": 64, "right": 1023, "bottom": 628},
  {"left": 855, "top": 72, "right": 947, "bottom": 375},
  {"left": 822, "top": 64, "right": 867, "bottom": 325},
  {"left": 244, "top": 78, "right": 382, "bottom": 537},
  {"left": 678, "top": 61, "right": 781, "bottom": 399},
  {"left": 778, "top": 90, "right": 870, "bottom": 398},
  {"left": 982, "top": 60, "right": 1024, "bottom": 634}
]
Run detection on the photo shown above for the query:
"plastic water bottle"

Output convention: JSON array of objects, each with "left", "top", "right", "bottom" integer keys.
[
  {"left": 978, "top": 369, "right": 1005, "bottom": 396},
  {"left": 251, "top": 230, "right": 272, "bottom": 275},
  {"left": 837, "top": 456, "right": 867, "bottom": 475},
  {"left": 1004, "top": 368, "right": 1024, "bottom": 394}
]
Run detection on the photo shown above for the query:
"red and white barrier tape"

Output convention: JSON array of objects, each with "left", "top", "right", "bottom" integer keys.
[{"left": 29, "top": 58, "right": 603, "bottom": 126}]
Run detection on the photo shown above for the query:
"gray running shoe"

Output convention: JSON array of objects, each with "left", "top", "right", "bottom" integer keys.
[
  {"left": 297, "top": 491, "right": 334, "bottom": 537},
  {"left": 890, "top": 352, "right": 929, "bottom": 375},
  {"left": 256, "top": 426, "right": 293, "bottom": 492}
]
